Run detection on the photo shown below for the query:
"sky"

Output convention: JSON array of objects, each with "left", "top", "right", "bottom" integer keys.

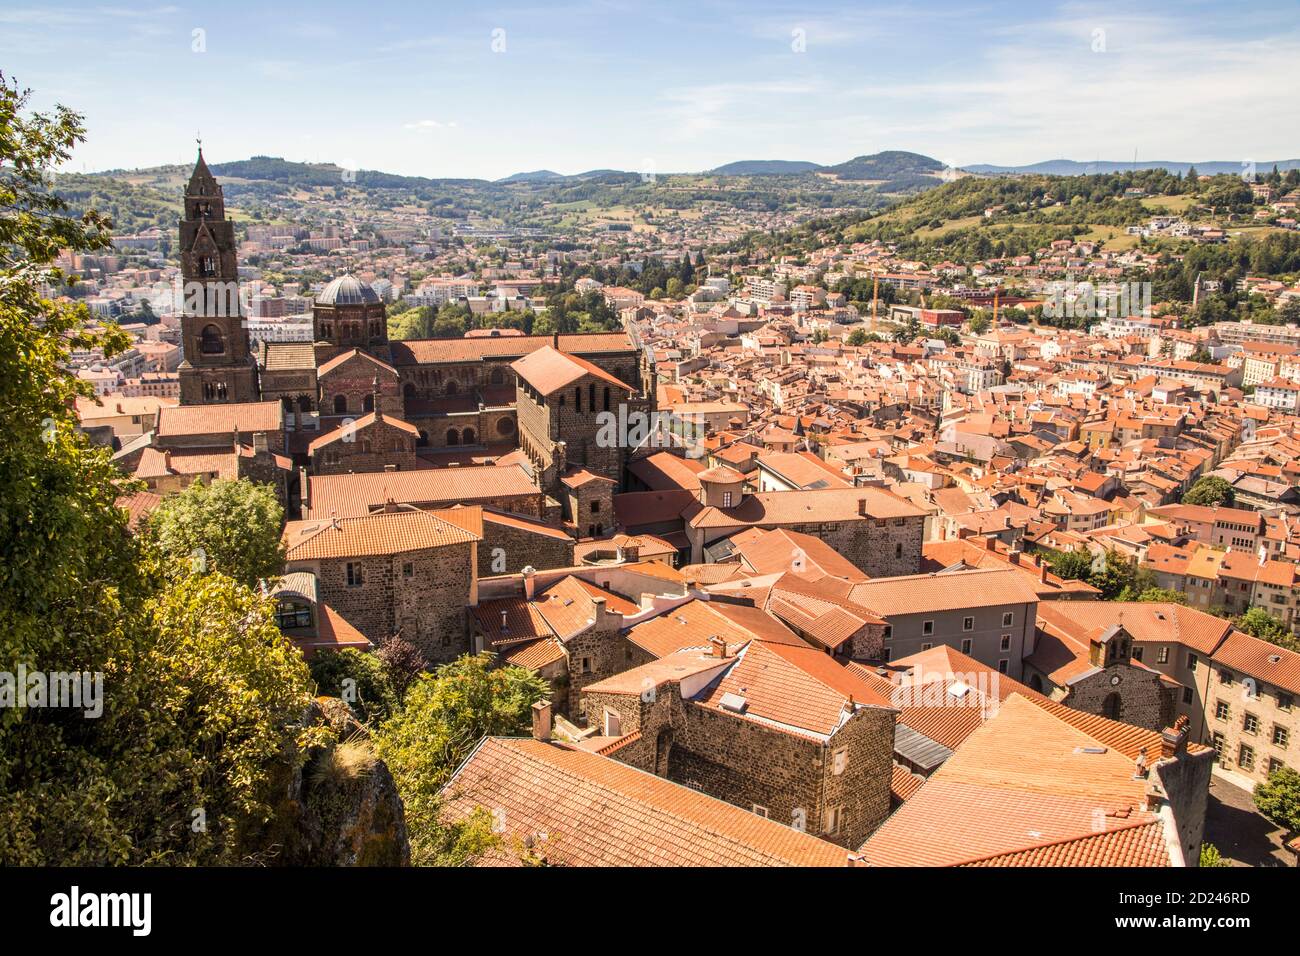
[{"left": 4, "top": 0, "right": 1299, "bottom": 180}]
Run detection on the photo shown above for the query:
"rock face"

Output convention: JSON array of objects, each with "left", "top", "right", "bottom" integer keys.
[{"left": 254, "top": 697, "right": 410, "bottom": 866}]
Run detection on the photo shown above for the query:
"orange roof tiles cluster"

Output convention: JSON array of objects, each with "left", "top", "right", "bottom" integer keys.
[{"left": 440, "top": 737, "right": 848, "bottom": 867}]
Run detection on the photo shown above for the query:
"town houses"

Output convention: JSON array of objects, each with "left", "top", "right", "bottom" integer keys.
[{"left": 72, "top": 150, "right": 1300, "bottom": 869}]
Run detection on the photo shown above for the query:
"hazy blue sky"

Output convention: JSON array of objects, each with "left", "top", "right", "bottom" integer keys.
[{"left": 5, "top": 0, "right": 1298, "bottom": 179}]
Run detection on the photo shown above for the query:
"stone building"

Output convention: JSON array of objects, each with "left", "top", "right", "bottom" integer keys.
[
  {"left": 176, "top": 150, "right": 260, "bottom": 406},
  {"left": 580, "top": 639, "right": 897, "bottom": 850},
  {"left": 682, "top": 482, "right": 927, "bottom": 576},
  {"left": 512, "top": 345, "right": 653, "bottom": 494},
  {"left": 1025, "top": 618, "right": 1178, "bottom": 730},
  {"left": 1036, "top": 600, "right": 1299, "bottom": 787},
  {"left": 282, "top": 505, "right": 482, "bottom": 664}
]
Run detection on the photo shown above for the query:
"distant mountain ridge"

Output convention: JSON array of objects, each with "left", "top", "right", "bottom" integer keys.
[{"left": 966, "top": 158, "right": 1300, "bottom": 176}]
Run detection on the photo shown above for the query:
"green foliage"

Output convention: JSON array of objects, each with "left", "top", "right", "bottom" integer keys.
[
  {"left": 0, "top": 76, "right": 323, "bottom": 865},
  {"left": 1091, "top": 550, "right": 1152, "bottom": 601},
  {"left": 310, "top": 649, "right": 401, "bottom": 724},
  {"left": 1198, "top": 843, "right": 1231, "bottom": 867},
  {"left": 1183, "top": 476, "right": 1235, "bottom": 507},
  {"left": 145, "top": 478, "right": 285, "bottom": 589},
  {"left": 846, "top": 328, "right": 868, "bottom": 346},
  {"left": 372, "top": 652, "right": 547, "bottom": 865},
  {"left": 1131, "top": 587, "right": 1188, "bottom": 605},
  {"left": 1045, "top": 548, "right": 1094, "bottom": 581},
  {"left": 1253, "top": 766, "right": 1300, "bottom": 833},
  {"left": 1234, "top": 607, "right": 1300, "bottom": 652},
  {"left": 143, "top": 574, "right": 326, "bottom": 862}
]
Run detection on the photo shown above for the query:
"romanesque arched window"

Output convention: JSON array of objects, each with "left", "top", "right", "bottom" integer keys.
[
  {"left": 462, "top": 428, "right": 476, "bottom": 446},
  {"left": 363, "top": 394, "right": 374, "bottom": 413},
  {"left": 445, "top": 380, "right": 459, "bottom": 396},
  {"left": 489, "top": 366, "right": 505, "bottom": 386},
  {"left": 333, "top": 394, "right": 347, "bottom": 414},
  {"left": 446, "top": 428, "right": 460, "bottom": 446},
  {"left": 199, "top": 325, "right": 224, "bottom": 354}
]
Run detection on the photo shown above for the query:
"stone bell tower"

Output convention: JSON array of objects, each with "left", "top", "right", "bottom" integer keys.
[{"left": 177, "top": 148, "right": 259, "bottom": 405}]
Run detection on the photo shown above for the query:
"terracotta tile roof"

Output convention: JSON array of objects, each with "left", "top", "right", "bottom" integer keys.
[
  {"left": 690, "top": 486, "right": 925, "bottom": 529},
  {"left": 583, "top": 648, "right": 734, "bottom": 695},
  {"left": 735, "top": 527, "right": 869, "bottom": 582},
  {"left": 625, "top": 599, "right": 777, "bottom": 658},
  {"left": 499, "top": 635, "right": 565, "bottom": 670},
  {"left": 755, "top": 451, "right": 851, "bottom": 489},
  {"left": 1212, "top": 628, "right": 1300, "bottom": 696},
  {"left": 116, "top": 490, "right": 162, "bottom": 530},
  {"left": 511, "top": 345, "right": 634, "bottom": 396},
  {"left": 1036, "top": 601, "right": 1231, "bottom": 656},
  {"left": 283, "top": 506, "right": 481, "bottom": 560},
  {"left": 890, "top": 763, "right": 927, "bottom": 803},
  {"left": 860, "top": 695, "right": 1167, "bottom": 867},
  {"left": 316, "top": 347, "right": 397, "bottom": 378},
  {"left": 388, "top": 331, "right": 635, "bottom": 366},
  {"left": 440, "top": 737, "right": 849, "bottom": 866},
  {"left": 261, "top": 341, "right": 317, "bottom": 371},
  {"left": 613, "top": 489, "right": 701, "bottom": 529},
  {"left": 959, "top": 818, "right": 1170, "bottom": 867},
  {"left": 134, "top": 447, "right": 241, "bottom": 480},
  {"left": 693, "top": 640, "right": 895, "bottom": 739},
  {"left": 156, "top": 400, "right": 283, "bottom": 437},
  {"left": 848, "top": 566, "right": 1040, "bottom": 617},
  {"left": 307, "top": 411, "right": 419, "bottom": 452},
  {"left": 625, "top": 452, "right": 706, "bottom": 491},
  {"left": 297, "top": 603, "right": 373, "bottom": 654},
  {"left": 307, "top": 464, "right": 539, "bottom": 517}
]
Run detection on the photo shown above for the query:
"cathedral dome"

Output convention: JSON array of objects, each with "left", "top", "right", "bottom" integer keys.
[{"left": 317, "top": 274, "right": 381, "bottom": 307}]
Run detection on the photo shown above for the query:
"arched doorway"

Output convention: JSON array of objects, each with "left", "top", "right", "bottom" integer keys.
[
  {"left": 654, "top": 729, "right": 673, "bottom": 778},
  {"left": 1102, "top": 692, "right": 1122, "bottom": 720},
  {"left": 446, "top": 428, "right": 460, "bottom": 446}
]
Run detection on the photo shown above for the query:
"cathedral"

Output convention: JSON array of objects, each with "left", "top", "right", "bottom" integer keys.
[{"left": 174, "top": 150, "right": 655, "bottom": 494}]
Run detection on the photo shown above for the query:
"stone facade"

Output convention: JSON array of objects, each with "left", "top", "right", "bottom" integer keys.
[
  {"left": 310, "top": 414, "right": 420, "bottom": 475},
  {"left": 176, "top": 152, "right": 260, "bottom": 406},
  {"left": 290, "top": 541, "right": 477, "bottom": 665},
  {"left": 582, "top": 679, "right": 895, "bottom": 850}
]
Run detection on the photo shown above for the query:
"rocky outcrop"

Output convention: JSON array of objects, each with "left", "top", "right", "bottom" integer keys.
[{"left": 250, "top": 696, "right": 410, "bottom": 866}]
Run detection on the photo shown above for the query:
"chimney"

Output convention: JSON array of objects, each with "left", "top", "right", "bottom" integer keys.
[
  {"left": 551, "top": 331, "right": 559, "bottom": 350},
  {"left": 1160, "top": 715, "right": 1189, "bottom": 759},
  {"left": 500, "top": 609, "right": 509, "bottom": 633},
  {"left": 1133, "top": 746, "right": 1149, "bottom": 779},
  {"left": 1039, "top": 561, "right": 1049, "bottom": 584},
  {"left": 252, "top": 430, "right": 268, "bottom": 454},
  {"left": 708, "top": 635, "right": 727, "bottom": 658},
  {"left": 858, "top": 498, "right": 868, "bottom": 516},
  {"left": 522, "top": 565, "right": 536, "bottom": 601},
  {"left": 531, "top": 700, "right": 552, "bottom": 742}
]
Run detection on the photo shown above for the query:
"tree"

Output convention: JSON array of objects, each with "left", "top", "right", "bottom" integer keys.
[
  {"left": 1198, "top": 843, "right": 1231, "bottom": 867},
  {"left": 1090, "top": 549, "right": 1149, "bottom": 600},
  {"left": 1047, "top": 548, "right": 1094, "bottom": 581},
  {"left": 310, "top": 648, "right": 401, "bottom": 724},
  {"left": 0, "top": 74, "right": 324, "bottom": 865},
  {"left": 846, "top": 328, "right": 868, "bottom": 346},
  {"left": 142, "top": 574, "right": 326, "bottom": 863},
  {"left": 145, "top": 478, "right": 285, "bottom": 589},
  {"left": 1183, "top": 475, "right": 1234, "bottom": 507},
  {"left": 1234, "top": 607, "right": 1300, "bottom": 651},
  {"left": 372, "top": 652, "right": 547, "bottom": 865},
  {"left": 1132, "top": 587, "right": 1187, "bottom": 605},
  {"left": 968, "top": 313, "right": 990, "bottom": 334},
  {"left": 1253, "top": 766, "right": 1300, "bottom": 833}
]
